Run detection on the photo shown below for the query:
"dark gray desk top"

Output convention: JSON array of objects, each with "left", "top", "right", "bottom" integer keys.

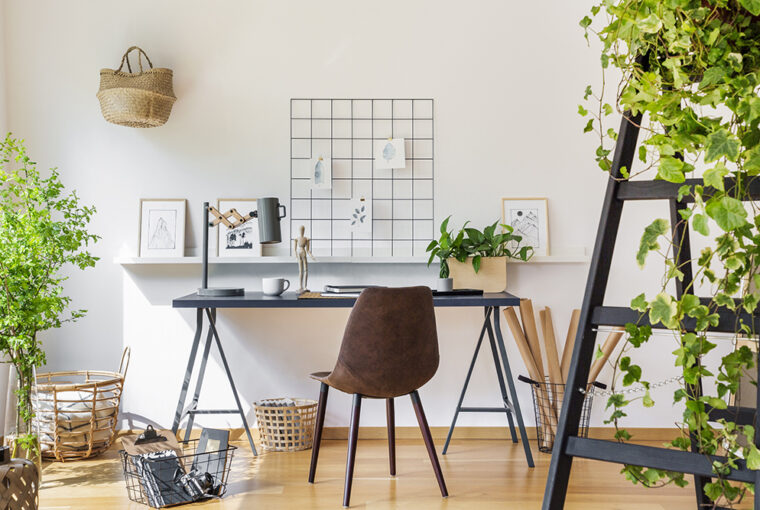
[{"left": 172, "top": 291, "right": 520, "bottom": 309}]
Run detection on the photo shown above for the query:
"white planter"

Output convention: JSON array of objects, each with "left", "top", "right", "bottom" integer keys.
[{"left": 436, "top": 278, "right": 453, "bottom": 292}]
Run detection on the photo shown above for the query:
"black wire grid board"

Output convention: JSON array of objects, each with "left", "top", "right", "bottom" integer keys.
[{"left": 290, "top": 98, "right": 434, "bottom": 257}]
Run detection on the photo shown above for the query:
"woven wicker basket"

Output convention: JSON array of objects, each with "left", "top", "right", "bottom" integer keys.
[
  {"left": 96, "top": 46, "right": 176, "bottom": 128},
  {"left": 33, "top": 348, "right": 130, "bottom": 462},
  {"left": 254, "top": 398, "right": 318, "bottom": 452}
]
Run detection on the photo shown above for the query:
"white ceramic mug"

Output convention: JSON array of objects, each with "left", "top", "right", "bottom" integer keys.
[{"left": 262, "top": 277, "right": 290, "bottom": 296}]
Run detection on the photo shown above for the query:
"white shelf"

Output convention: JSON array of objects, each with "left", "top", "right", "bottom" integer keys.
[{"left": 114, "top": 254, "right": 590, "bottom": 265}]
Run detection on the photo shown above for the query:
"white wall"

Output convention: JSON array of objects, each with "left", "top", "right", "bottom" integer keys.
[{"left": 1, "top": 0, "right": 730, "bottom": 431}]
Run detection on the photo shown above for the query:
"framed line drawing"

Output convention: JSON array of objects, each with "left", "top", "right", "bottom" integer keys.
[
  {"left": 501, "top": 197, "right": 549, "bottom": 257},
  {"left": 138, "top": 199, "right": 186, "bottom": 257},
  {"left": 216, "top": 198, "right": 263, "bottom": 257}
]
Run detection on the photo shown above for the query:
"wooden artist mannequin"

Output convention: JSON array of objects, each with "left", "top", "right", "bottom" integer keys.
[{"left": 294, "top": 225, "right": 315, "bottom": 293}]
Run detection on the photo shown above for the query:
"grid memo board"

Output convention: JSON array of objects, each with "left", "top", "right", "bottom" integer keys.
[{"left": 290, "top": 98, "right": 434, "bottom": 257}]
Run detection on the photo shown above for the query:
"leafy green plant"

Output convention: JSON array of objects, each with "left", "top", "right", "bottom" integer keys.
[
  {"left": 0, "top": 134, "right": 98, "bottom": 455},
  {"left": 457, "top": 221, "right": 533, "bottom": 272},
  {"left": 580, "top": 0, "right": 760, "bottom": 505},
  {"left": 426, "top": 216, "right": 464, "bottom": 278},
  {"left": 426, "top": 217, "right": 534, "bottom": 276}
]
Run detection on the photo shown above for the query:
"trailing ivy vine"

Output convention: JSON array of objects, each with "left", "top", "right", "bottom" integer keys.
[{"left": 581, "top": 0, "right": 760, "bottom": 506}]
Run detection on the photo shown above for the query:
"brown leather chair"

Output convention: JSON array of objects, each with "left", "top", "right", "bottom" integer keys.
[{"left": 307, "top": 286, "right": 448, "bottom": 507}]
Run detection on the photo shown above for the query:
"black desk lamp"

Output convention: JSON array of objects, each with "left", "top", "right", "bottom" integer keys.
[{"left": 199, "top": 197, "right": 286, "bottom": 297}]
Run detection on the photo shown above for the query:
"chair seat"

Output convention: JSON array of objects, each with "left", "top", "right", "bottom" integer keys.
[
  {"left": 309, "top": 370, "right": 394, "bottom": 398},
  {"left": 309, "top": 371, "right": 331, "bottom": 383}
]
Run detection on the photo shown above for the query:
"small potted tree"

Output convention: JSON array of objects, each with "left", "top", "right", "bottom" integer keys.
[
  {"left": 447, "top": 220, "right": 533, "bottom": 292},
  {"left": 0, "top": 135, "right": 98, "bottom": 467},
  {"left": 426, "top": 216, "right": 464, "bottom": 291}
]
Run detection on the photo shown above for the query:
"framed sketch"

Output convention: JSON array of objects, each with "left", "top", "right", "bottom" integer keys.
[
  {"left": 139, "top": 199, "right": 186, "bottom": 257},
  {"left": 310, "top": 156, "right": 332, "bottom": 189},
  {"left": 374, "top": 138, "right": 406, "bottom": 169},
  {"left": 216, "top": 198, "right": 262, "bottom": 257},
  {"left": 501, "top": 198, "right": 549, "bottom": 257}
]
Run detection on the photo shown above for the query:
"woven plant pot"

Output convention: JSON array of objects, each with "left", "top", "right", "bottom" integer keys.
[
  {"left": 97, "top": 46, "right": 176, "bottom": 128},
  {"left": 33, "top": 348, "right": 130, "bottom": 462},
  {"left": 254, "top": 398, "right": 318, "bottom": 452},
  {"left": 0, "top": 458, "right": 38, "bottom": 510}
]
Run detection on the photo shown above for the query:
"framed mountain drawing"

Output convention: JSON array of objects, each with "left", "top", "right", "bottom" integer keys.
[
  {"left": 501, "top": 197, "right": 549, "bottom": 257},
  {"left": 138, "top": 199, "right": 186, "bottom": 257}
]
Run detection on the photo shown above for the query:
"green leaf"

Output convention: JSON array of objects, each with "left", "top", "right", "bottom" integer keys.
[
  {"left": 657, "top": 157, "right": 685, "bottom": 183},
  {"left": 649, "top": 293, "right": 678, "bottom": 329},
  {"left": 638, "top": 13, "right": 662, "bottom": 33},
  {"left": 630, "top": 293, "right": 647, "bottom": 312},
  {"left": 740, "top": 0, "right": 760, "bottom": 16},
  {"left": 643, "top": 390, "right": 655, "bottom": 408},
  {"left": 705, "top": 196, "right": 748, "bottom": 231},
  {"left": 705, "top": 129, "right": 740, "bottom": 162},
  {"left": 636, "top": 219, "right": 669, "bottom": 267},
  {"left": 703, "top": 163, "right": 727, "bottom": 191},
  {"left": 747, "top": 445, "right": 760, "bottom": 470},
  {"left": 692, "top": 213, "right": 709, "bottom": 236}
]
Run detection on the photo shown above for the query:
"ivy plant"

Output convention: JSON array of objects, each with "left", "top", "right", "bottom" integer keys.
[
  {"left": 426, "top": 216, "right": 464, "bottom": 278},
  {"left": 581, "top": 0, "right": 760, "bottom": 505},
  {"left": 0, "top": 134, "right": 98, "bottom": 455}
]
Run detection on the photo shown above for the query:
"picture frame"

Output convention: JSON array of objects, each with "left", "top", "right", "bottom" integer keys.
[
  {"left": 501, "top": 197, "right": 549, "bottom": 257},
  {"left": 138, "top": 199, "right": 186, "bottom": 258},
  {"left": 216, "top": 198, "right": 263, "bottom": 257}
]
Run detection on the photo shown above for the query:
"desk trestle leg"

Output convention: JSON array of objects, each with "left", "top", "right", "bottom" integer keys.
[
  {"left": 172, "top": 307, "right": 258, "bottom": 456},
  {"left": 442, "top": 306, "right": 533, "bottom": 467}
]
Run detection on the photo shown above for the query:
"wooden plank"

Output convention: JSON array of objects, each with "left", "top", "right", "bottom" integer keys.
[
  {"left": 617, "top": 178, "right": 760, "bottom": 202},
  {"left": 565, "top": 437, "right": 755, "bottom": 484}
]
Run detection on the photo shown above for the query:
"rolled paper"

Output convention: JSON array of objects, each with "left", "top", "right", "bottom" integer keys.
[
  {"left": 561, "top": 309, "right": 581, "bottom": 381},
  {"left": 519, "top": 299, "right": 544, "bottom": 379},
  {"left": 587, "top": 327, "right": 625, "bottom": 385}
]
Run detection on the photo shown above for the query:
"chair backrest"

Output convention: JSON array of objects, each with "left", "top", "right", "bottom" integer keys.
[{"left": 330, "top": 286, "right": 439, "bottom": 398}]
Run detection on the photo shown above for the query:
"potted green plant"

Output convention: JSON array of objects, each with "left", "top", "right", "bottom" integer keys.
[
  {"left": 579, "top": 1, "right": 760, "bottom": 505},
  {"left": 426, "top": 216, "right": 464, "bottom": 291},
  {"left": 0, "top": 135, "right": 98, "bottom": 466},
  {"left": 447, "top": 220, "right": 533, "bottom": 292}
]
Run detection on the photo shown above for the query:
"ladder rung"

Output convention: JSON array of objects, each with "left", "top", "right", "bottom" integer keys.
[
  {"left": 564, "top": 437, "right": 754, "bottom": 483},
  {"left": 617, "top": 178, "right": 760, "bottom": 202},
  {"left": 591, "top": 305, "right": 757, "bottom": 334}
]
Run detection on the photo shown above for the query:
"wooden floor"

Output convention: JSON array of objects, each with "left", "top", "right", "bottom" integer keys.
[{"left": 39, "top": 438, "right": 749, "bottom": 509}]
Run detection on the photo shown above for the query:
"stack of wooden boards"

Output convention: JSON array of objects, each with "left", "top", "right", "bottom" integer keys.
[{"left": 504, "top": 299, "right": 624, "bottom": 450}]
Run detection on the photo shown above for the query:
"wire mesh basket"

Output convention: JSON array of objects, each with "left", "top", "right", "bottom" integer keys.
[
  {"left": 519, "top": 376, "right": 603, "bottom": 453},
  {"left": 120, "top": 439, "right": 236, "bottom": 508}
]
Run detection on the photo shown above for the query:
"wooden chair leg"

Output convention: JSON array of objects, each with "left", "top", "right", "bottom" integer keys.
[
  {"left": 343, "top": 393, "right": 362, "bottom": 508},
  {"left": 308, "top": 382, "right": 329, "bottom": 483},
  {"left": 410, "top": 390, "right": 448, "bottom": 497},
  {"left": 387, "top": 398, "right": 396, "bottom": 476}
]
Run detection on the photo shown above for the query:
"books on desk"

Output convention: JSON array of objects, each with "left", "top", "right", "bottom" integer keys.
[{"left": 321, "top": 285, "right": 377, "bottom": 298}]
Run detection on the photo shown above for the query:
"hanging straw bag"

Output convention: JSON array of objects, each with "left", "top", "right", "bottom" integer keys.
[{"left": 97, "top": 46, "right": 176, "bottom": 128}]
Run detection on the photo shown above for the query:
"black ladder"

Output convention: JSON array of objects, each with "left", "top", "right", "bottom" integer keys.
[{"left": 542, "top": 107, "right": 760, "bottom": 509}]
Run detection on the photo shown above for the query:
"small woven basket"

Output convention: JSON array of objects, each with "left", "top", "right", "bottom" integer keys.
[
  {"left": 0, "top": 457, "right": 38, "bottom": 510},
  {"left": 34, "top": 348, "right": 130, "bottom": 462},
  {"left": 254, "top": 398, "right": 318, "bottom": 452},
  {"left": 97, "top": 46, "right": 176, "bottom": 128}
]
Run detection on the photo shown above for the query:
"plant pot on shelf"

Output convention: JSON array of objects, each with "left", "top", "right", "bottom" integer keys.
[
  {"left": 436, "top": 278, "right": 453, "bottom": 292},
  {"left": 449, "top": 256, "right": 507, "bottom": 292}
]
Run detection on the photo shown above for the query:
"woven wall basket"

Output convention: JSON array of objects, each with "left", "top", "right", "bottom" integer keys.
[
  {"left": 97, "top": 46, "right": 176, "bottom": 128},
  {"left": 33, "top": 348, "right": 130, "bottom": 462}
]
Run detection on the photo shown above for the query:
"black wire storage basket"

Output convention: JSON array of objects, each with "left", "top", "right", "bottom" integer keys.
[
  {"left": 120, "top": 439, "right": 236, "bottom": 508},
  {"left": 519, "top": 376, "right": 605, "bottom": 453}
]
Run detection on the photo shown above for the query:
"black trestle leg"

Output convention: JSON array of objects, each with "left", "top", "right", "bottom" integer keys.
[
  {"left": 308, "top": 382, "right": 329, "bottom": 483},
  {"left": 410, "top": 390, "right": 448, "bottom": 498},
  {"left": 343, "top": 394, "right": 362, "bottom": 508},
  {"left": 387, "top": 398, "right": 396, "bottom": 476}
]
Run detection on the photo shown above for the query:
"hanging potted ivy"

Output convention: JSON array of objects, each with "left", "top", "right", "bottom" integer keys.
[{"left": 579, "top": 0, "right": 760, "bottom": 506}]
